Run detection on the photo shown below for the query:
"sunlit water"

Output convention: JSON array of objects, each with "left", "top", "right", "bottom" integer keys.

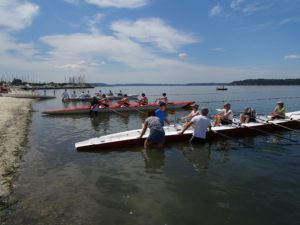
[{"left": 3, "top": 86, "right": 300, "bottom": 225}]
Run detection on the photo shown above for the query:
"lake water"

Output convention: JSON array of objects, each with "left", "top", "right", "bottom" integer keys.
[{"left": 3, "top": 86, "right": 300, "bottom": 225}]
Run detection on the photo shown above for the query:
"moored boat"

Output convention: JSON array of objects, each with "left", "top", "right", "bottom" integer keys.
[
  {"left": 75, "top": 111, "right": 300, "bottom": 151},
  {"left": 43, "top": 101, "right": 195, "bottom": 115}
]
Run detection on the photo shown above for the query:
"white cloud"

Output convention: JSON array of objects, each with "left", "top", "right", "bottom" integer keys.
[
  {"left": 85, "top": 0, "right": 148, "bottom": 8},
  {"left": 209, "top": 4, "right": 222, "bottom": 17},
  {"left": 230, "top": 0, "right": 245, "bottom": 9},
  {"left": 279, "top": 16, "right": 300, "bottom": 26},
  {"left": 178, "top": 53, "right": 188, "bottom": 59},
  {"left": 284, "top": 54, "right": 299, "bottom": 60},
  {"left": 211, "top": 47, "right": 227, "bottom": 52},
  {"left": 87, "top": 13, "right": 105, "bottom": 34},
  {"left": 111, "top": 18, "right": 197, "bottom": 53},
  {"left": 0, "top": 0, "right": 39, "bottom": 30},
  {"left": 64, "top": 0, "right": 80, "bottom": 4},
  {"left": 242, "top": 2, "right": 272, "bottom": 14}
]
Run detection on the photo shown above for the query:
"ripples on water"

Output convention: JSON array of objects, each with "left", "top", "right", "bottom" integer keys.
[{"left": 4, "top": 86, "right": 300, "bottom": 225}]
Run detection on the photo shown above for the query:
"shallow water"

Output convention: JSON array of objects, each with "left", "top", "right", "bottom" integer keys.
[{"left": 4, "top": 86, "right": 300, "bottom": 225}]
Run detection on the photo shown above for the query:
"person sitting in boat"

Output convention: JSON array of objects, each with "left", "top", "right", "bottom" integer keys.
[
  {"left": 108, "top": 90, "right": 113, "bottom": 96},
  {"left": 181, "top": 104, "right": 200, "bottom": 121},
  {"left": 217, "top": 103, "right": 233, "bottom": 125},
  {"left": 156, "top": 93, "right": 168, "bottom": 104},
  {"left": 79, "top": 91, "right": 86, "bottom": 100},
  {"left": 71, "top": 91, "right": 77, "bottom": 98},
  {"left": 180, "top": 107, "right": 211, "bottom": 144},
  {"left": 270, "top": 101, "right": 285, "bottom": 120},
  {"left": 117, "top": 90, "right": 123, "bottom": 96},
  {"left": 240, "top": 107, "right": 256, "bottom": 123},
  {"left": 119, "top": 94, "right": 130, "bottom": 107},
  {"left": 90, "top": 97, "right": 100, "bottom": 116},
  {"left": 155, "top": 102, "right": 170, "bottom": 126},
  {"left": 139, "top": 111, "right": 165, "bottom": 149},
  {"left": 136, "top": 93, "right": 148, "bottom": 106},
  {"left": 61, "top": 89, "right": 69, "bottom": 101},
  {"left": 100, "top": 94, "right": 110, "bottom": 108},
  {"left": 85, "top": 91, "right": 91, "bottom": 98}
]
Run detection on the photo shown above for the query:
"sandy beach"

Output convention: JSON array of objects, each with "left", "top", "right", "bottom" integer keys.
[{"left": 0, "top": 97, "right": 33, "bottom": 198}]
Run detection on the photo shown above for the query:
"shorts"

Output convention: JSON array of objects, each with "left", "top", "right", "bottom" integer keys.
[
  {"left": 190, "top": 136, "right": 206, "bottom": 144},
  {"left": 147, "top": 129, "right": 165, "bottom": 144}
]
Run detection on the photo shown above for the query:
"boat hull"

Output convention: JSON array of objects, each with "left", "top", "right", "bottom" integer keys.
[
  {"left": 75, "top": 112, "right": 300, "bottom": 151},
  {"left": 42, "top": 101, "right": 194, "bottom": 115}
]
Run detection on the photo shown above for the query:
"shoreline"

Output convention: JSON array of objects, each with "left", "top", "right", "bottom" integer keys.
[{"left": 0, "top": 97, "right": 33, "bottom": 209}]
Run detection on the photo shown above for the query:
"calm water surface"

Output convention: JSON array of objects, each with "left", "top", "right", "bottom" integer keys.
[{"left": 4, "top": 86, "right": 300, "bottom": 225}]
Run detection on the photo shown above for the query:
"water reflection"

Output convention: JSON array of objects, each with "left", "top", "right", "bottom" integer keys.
[
  {"left": 141, "top": 149, "right": 165, "bottom": 175},
  {"left": 181, "top": 144, "right": 211, "bottom": 171}
]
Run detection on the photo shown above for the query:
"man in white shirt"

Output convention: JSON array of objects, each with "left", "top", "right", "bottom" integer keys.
[
  {"left": 218, "top": 103, "right": 233, "bottom": 125},
  {"left": 180, "top": 107, "right": 211, "bottom": 144}
]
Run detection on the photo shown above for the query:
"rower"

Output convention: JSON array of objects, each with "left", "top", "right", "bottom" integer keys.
[
  {"left": 108, "top": 90, "right": 113, "bottom": 96},
  {"left": 180, "top": 107, "right": 211, "bottom": 144},
  {"left": 85, "top": 91, "right": 91, "bottom": 98},
  {"left": 181, "top": 104, "right": 200, "bottom": 121},
  {"left": 61, "top": 89, "right": 69, "bottom": 101},
  {"left": 90, "top": 97, "right": 100, "bottom": 116},
  {"left": 240, "top": 107, "right": 256, "bottom": 123},
  {"left": 270, "top": 101, "right": 285, "bottom": 120},
  {"left": 155, "top": 102, "right": 170, "bottom": 126},
  {"left": 119, "top": 94, "right": 130, "bottom": 107},
  {"left": 136, "top": 93, "right": 148, "bottom": 106},
  {"left": 156, "top": 93, "right": 168, "bottom": 104},
  {"left": 79, "top": 91, "right": 86, "bottom": 100},
  {"left": 71, "top": 91, "right": 77, "bottom": 98},
  {"left": 217, "top": 103, "right": 233, "bottom": 125},
  {"left": 117, "top": 90, "right": 123, "bottom": 96},
  {"left": 139, "top": 111, "right": 165, "bottom": 149},
  {"left": 100, "top": 94, "right": 110, "bottom": 108}
]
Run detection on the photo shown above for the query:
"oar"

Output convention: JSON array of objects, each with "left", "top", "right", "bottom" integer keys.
[
  {"left": 212, "top": 130, "right": 254, "bottom": 148},
  {"left": 131, "top": 106, "right": 147, "bottom": 115},
  {"left": 107, "top": 107, "right": 128, "bottom": 117},
  {"left": 238, "top": 122, "right": 299, "bottom": 143},
  {"left": 256, "top": 117, "right": 300, "bottom": 134}
]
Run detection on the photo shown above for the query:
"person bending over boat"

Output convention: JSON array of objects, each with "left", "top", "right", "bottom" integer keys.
[
  {"left": 119, "top": 94, "right": 130, "bottom": 107},
  {"left": 181, "top": 104, "right": 200, "bottom": 121},
  {"left": 156, "top": 93, "right": 168, "bottom": 104},
  {"left": 155, "top": 102, "right": 170, "bottom": 126},
  {"left": 217, "top": 103, "right": 233, "bottom": 125},
  {"left": 139, "top": 111, "right": 165, "bottom": 149},
  {"left": 136, "top": 93, "right": 148, "bottom": 106},
  {"left": 61, "top": 89, "right": 69, "bottom": 101},
  {"left": 270, "top": 101, "right": 285, "bottom": 120},
  {"left": 100, "top": 94, "right": 110, "bottom": 108},
  {"left": 240, "top": 107, "right": 256, "bottom": 123},
  {"left": 90, "top": 97, "right": 100, "bottom": 116},
  {"left": 180, "top": 107, "right": 211, "bottom": 144}
]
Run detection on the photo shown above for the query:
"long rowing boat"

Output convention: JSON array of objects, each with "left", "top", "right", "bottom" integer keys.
[
  {"left": 75, "top": 111, "right": 300, "bottom": 151},
  {"left": 43, "top": 101, "right": 195, "bottom": 115},
  {"left": 63, "top": 94, "right": 139, "bottom": 102}
]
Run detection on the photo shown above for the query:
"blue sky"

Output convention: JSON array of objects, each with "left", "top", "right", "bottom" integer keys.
[{"left": 0, "top": 0, "right": 299, "bottom": 83}]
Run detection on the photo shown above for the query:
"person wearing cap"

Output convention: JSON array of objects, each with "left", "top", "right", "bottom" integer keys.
[
  {"left": 119, "top": 94, "right": 130, "bottom": 107},
  {"left": 217, "top": 103, "right": 233, "bottom": 125},
  {"left": 156, "top": 93, "right": 168, "bottom": 104},
  {"left": 180, "top": 107, "right": 212, "bottom": 144},
  {"left": 181, "top": 104, "right": 200, "bottom": 121},
  {"left": 240, "top": 107, "right": 256, "bottom": 123},
  {"left": 139, "top": 111, "right": 165, "bottom": 149},
  {"left": 155, "top": 102, "right": 170, "bottom": 126},
  {"left": 136, "top": 93, "right": 148, "bottom": 106},
  {"left": 270, "top": 101, "right": 285, "bottom": 119}
]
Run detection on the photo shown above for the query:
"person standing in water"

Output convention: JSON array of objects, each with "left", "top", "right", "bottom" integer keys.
[
  {"left": 155, "top": 102, "right": 170, "bottom": 126},
  {"left": 139, "top": 111, "right": 165, "bottom": 149},
  {"left": 90, "top": 97, "right": 100, "bottom": 117}
]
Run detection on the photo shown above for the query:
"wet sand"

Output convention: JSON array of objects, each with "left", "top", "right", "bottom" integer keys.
[{"left": 0, "top": 97, "right": 33, "bottom": 198}]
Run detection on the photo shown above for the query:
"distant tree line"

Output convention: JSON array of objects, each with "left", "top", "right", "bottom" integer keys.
[{"left": 230, "top": 79, "right": 300, "bottom": 85}]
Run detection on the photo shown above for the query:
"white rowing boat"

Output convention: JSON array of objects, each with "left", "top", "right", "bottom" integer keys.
[{"left": 75, "top": 111, "right": 300, "bottom": 151}]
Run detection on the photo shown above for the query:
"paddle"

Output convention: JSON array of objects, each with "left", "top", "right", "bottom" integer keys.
[
  {"left": 212, "top": 130, "right": 254, "bottom": 148},
  {"left": 107, "top": 107, "right": 128, "bottom": 117},
  {"left": 256, "top": 117, "right": 300, "bottom": 134},
  {"left": 235, "top": 120, "right": 299, "bottom": 143}
]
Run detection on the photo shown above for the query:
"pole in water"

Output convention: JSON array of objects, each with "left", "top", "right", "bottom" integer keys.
[{"left": 212, "top": 130, "right": 254, "bottom": 148}]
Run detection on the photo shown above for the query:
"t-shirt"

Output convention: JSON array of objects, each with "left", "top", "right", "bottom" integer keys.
[
  {"left": 222, "top": 109, "right": 233, "bottom": 121},
  {"left": 62, "top": 91, "right": 69, "bottom": 99},
  {"left": 191, "top": 115, "right": 211, "bottom": 139},
  {"left": 155, "top": 109, "right": 165, "bottom": 126},
  {"left": 145, "top": 116, "right": 164, "bottom": 132}
]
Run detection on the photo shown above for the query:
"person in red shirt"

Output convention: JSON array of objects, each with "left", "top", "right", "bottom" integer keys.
[
  {"left": 100, "top": 94, "right": 110, "bottom": 108},
  {"left": 136, "top": 93, "right": 148, "bottom": 106},
  {"left": 119, "top": 94, "right": 130, "bottom": 107},
  {"left": 156, "top": 93, "right": 168, "bottom": 104}
]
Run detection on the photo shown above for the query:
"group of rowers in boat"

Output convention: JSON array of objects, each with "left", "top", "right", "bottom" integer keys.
[
  {"left": 89, "top": 92, "right": 168, "bottom": 115},
  {"left": 138, "top": 101, "right": 286, "bottom": 149}
]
